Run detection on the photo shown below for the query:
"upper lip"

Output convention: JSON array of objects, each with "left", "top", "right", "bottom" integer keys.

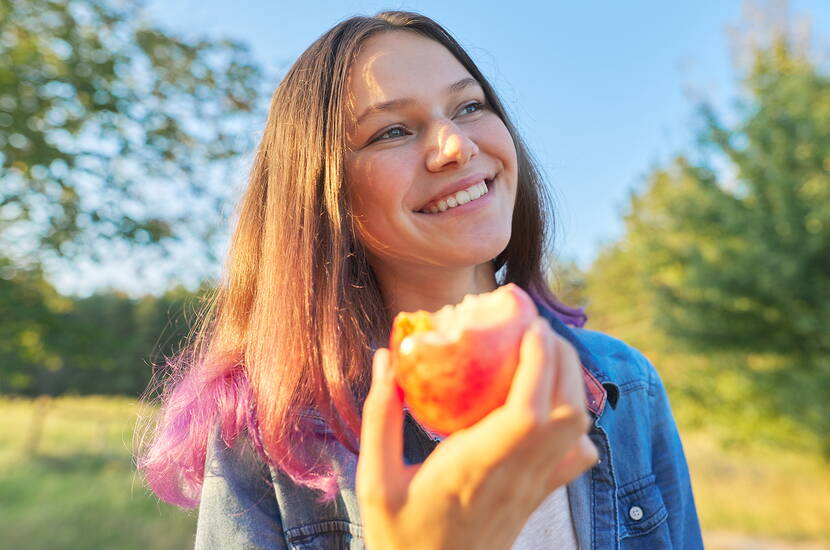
[{"left": 416, "top": 172, "right": 494, "bottom": 211}]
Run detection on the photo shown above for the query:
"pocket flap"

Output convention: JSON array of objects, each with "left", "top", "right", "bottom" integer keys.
[
  {"left": 618, "top": 474, "right": 668, "bottom": 538},
  {"left": 285, "top": 519, "right": 363, "bottom": 548}
]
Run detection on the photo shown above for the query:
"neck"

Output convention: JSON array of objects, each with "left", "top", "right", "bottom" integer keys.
[{"left": 370, "top": 258, "right": 500, "bottom": 318}]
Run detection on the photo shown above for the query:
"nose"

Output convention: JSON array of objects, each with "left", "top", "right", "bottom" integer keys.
[{"left": 424, "top": 122, "right": 479, "bottom": 172}]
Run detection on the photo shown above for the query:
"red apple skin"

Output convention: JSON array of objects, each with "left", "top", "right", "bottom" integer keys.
[{"left": 389, "top": 283, "right": 538, "bottom": 436}]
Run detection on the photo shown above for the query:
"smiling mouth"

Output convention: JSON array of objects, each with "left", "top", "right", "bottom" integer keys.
[{"left": 416, "top": 178, "right": 494, "bottom": 214}]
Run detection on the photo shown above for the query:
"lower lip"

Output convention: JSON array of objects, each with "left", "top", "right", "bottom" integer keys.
[{"left": 415, "top": 180, "right": 496, "bottom": 218}]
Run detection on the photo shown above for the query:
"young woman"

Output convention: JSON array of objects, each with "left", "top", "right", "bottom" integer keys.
[{"left": 136, "top": 11, "right": 704, "bottom": 549}]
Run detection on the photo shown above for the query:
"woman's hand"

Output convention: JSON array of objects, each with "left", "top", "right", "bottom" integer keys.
[{"left": 356, "top": 317, "right": 599, "bottom": 550}]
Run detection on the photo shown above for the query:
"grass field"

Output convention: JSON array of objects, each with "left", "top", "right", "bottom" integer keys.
[
  {"left": 0, "top": 395, "right": 828, "bottom": 549},
  {"left": 685, "top": 431, "right": 830, "bottom": 546},
  {"left": 0, "top": 396, "right": 197, "bottom": 550}
]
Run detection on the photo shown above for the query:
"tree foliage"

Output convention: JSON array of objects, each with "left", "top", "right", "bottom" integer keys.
[
  {"left": 0, "top": 257, "right": 72, "bottom": 394},
  {"left": 634, "top": 41, "right": 830, "bottom": 364},
  {"left": 1, "top": 260, "right": 204, "bottom": 396},
  {"left": 0, "top": 0, "right": 264, "bottom": 265},
  {"left": 586, "top": 38, "right": 830, "bottom": 453}
]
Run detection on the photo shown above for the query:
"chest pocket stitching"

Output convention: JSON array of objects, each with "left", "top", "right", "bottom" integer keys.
[
  {"left": 617, "top": 380, "right": 648, "bottom": 395},
  {"left": 285, "top": 519, "right": 363, "bottom": 543},
  {"left": 617, "top": 473, "right": 668, "bottom": 539}
]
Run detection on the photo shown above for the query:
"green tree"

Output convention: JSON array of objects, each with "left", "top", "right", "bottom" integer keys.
[
  {"left": 43, "top": 283, "right": 204, "bottom": 396},
  {"left": 637, "top": 42, "right": 830, "bottom": 364},
  {"left": 0, "top": 258, "right": 72, "bottom": 394},
  {"left": 1, "top": 266, "right": 204, "bottom": 396},
  {"left": 0, "top": 0, "right": 264, "bottom": 267},
  {"left": 587, "top": 38, "right": 830, "bottom": 453}
]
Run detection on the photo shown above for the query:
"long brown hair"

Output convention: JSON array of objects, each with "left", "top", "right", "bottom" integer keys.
[{"left": 135, "top": 10, "right": 585, "bottom": 508}]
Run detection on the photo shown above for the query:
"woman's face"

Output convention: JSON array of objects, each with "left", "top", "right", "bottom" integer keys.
[{"left": 344, "top": 31, "right": 518, "bottom": 272}]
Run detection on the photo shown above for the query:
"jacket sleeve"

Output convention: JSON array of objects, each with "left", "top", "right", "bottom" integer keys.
[
  {"left": 195, "top": 424, "right": 288, "bottom": 550},
  {"left": 648, "top": 364, "right": 705, "bottom": 549}
]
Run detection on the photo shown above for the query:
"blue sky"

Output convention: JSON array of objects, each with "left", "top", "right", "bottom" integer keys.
[{"left": 55, "top": 1, "right": 830, "bottom": 296}]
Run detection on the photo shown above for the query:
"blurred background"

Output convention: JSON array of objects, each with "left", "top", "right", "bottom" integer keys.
[{"left": 1, "top": 0, "right": 829, "bottom": 548}]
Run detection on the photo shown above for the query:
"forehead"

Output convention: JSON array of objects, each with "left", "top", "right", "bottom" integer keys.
[{"left": 345, "top": 31, "right": 474, "bottom": 114}]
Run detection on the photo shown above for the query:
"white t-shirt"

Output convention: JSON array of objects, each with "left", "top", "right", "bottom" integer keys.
[{"left": 510, "top": 484, "right": 580, "bottom": 550}]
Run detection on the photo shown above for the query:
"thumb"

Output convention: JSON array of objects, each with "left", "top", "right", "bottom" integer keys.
[{"left": 356, "top": 348, "right": 406, "bottom": 504}]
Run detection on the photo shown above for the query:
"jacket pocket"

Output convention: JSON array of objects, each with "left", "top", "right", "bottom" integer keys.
[
  {"left": 285, "top": 519, "right": 364, "bottom": 550},
  {"left": 618, "top": 473, "right": 669, "bottom": 542}
]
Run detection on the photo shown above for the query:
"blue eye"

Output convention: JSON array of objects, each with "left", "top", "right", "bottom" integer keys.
[
  {"left": 373, "top": 126, "right": 409, "bottom": 142},
  {"left": 458, "top": 101, "right": 484, "bottom": 116}
]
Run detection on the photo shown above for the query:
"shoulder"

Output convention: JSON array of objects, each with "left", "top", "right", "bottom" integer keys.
[
  {"left": 568, "top": 327, "right": 659, "bottom": 389},
  {"left": 197, "top": 424, "right": 287, "bottom": 549},
  {"left": 203, "top": 423, "right": 274, "bottom": 492}
]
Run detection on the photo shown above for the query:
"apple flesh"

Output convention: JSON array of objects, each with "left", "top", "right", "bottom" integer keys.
[{"left": 389, "top": 283, "right": 538, "bottom": 436}]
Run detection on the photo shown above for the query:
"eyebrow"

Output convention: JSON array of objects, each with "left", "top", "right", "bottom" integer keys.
[{"left": 354, "top": 77, "right": 480, "bottom": 128}]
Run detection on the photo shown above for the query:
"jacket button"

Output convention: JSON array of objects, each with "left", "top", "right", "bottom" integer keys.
[{"left": 629, "top": 506, "right": 644, "bottom": 521}]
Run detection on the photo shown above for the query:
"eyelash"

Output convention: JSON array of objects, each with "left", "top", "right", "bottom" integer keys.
[{"left": 370, "top": 100, "right": 486, "bottom": 144}]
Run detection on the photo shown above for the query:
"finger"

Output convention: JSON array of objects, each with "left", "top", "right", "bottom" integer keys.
[
  {"left": 544, "top": 434, "right": 599, "bottom": 492},
  {"left": 505, "top": 317, "right": 555, "bottom": 419},
  {"left": 356, "top": 348, "right": 405, "bottom": 505},
  {"left": 549, "top": 334, "right": 589, "bottom": 424},
  {"left": 532, "top": 335, "right": 592, "bottom": 469}
]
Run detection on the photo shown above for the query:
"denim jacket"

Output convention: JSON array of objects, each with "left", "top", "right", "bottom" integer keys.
[{"left": 195, "top": 298, "right": 704, "bottom": 549}]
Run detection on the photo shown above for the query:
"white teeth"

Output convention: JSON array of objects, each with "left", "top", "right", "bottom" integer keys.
[{"left": 419, "top": 179, "right": 491, "bottom": 214}]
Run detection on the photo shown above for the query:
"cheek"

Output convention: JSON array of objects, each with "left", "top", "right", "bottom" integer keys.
[
  {"left": 351, "top": 150, "right": 418, "bottom": 212},
  {"left": 348, "top": 157, "right": 389, "bottom": 214},
  {"left": 479, "top": 117, "right": 518, "bottom": 168},
  {"left": 346, "top": 160, "right": 406, "bottom": 249},
  {"left": 354, "top": 174, "right": 397, "bottom": 219}
]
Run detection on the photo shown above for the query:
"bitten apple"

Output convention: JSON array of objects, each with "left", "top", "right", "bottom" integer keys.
[{"left": 389, "top": 283, "right": 538, "bottom": 436}]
